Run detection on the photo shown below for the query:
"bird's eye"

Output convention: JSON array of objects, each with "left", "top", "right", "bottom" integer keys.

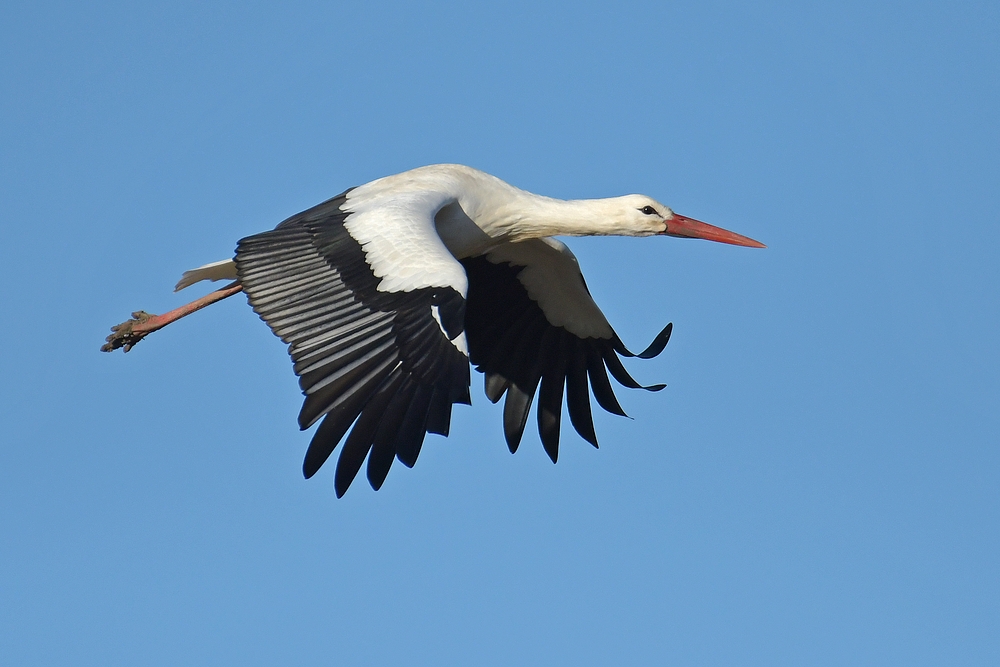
[{"left": 640, "top": 205, "right": 658, "bottom": 216}]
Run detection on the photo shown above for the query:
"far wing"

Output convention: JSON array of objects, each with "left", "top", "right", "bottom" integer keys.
[
  {"left": 234, "top": 189, "right": 470, "bottom": 497},
  {"left": 461, "top": 238, "right": 671, "bottom": 462}
]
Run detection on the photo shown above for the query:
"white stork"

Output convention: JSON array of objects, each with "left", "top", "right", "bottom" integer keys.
[{"left": 103, "top": 164, "right": 764, "bottom": 496}]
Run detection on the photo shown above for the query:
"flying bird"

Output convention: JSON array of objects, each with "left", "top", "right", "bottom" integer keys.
[{"left": 103, "top": 164, "right": 764, "bottom": 496}]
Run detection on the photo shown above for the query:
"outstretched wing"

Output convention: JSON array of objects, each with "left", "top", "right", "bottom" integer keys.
[
  {"left": 461, "top": 238, "right": 671, "bottom": 463},
  {"left": 234, "top": 189, "right": 471, "bottom": 497}
]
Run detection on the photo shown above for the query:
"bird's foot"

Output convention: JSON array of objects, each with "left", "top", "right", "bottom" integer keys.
[
  {"left": 101, "top": 311, "right": 157, "bottom": 353},
  {"left": 100, "top": 282, "right": 243, "bottom": 354}
]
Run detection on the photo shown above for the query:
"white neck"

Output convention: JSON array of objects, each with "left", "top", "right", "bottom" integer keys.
[
  {"left": 473, "top": 193, "right": 650, "bottom": 240},
  {"left": 352, "top": 164, "right": 658, "bottom": 258}
]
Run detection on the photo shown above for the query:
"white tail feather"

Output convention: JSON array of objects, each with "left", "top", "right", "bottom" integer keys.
[{"left": 174, "top": 259, "right": 238, "bottom": 292}]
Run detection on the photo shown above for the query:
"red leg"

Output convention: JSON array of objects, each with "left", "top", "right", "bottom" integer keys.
[{"left": 102, "top": 281, "right": 244, "bottom": 353}]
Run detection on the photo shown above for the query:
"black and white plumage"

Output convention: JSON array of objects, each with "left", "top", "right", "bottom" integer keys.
[{"left": 171, "top": 164, "right": 764, "bottom": 496}]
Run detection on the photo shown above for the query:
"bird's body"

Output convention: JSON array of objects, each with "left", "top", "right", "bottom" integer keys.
[{"left": 107, "top": 164, "right": 764, "bottom": 496}]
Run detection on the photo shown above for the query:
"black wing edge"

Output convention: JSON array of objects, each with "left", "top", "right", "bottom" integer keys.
[
  {"left": 462, "top": 256, "right": 669, "bottom": 464},
  {"left": 235, "top": 192, "right": 471, "bottom": 497}
]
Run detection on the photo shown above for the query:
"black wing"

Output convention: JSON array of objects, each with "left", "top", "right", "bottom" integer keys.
[
  {"left": 234, "top": 190, "right": 471, "bottom": 496},
  {"left": 461, "top": 239, "right": 670, "bottom": 463}
]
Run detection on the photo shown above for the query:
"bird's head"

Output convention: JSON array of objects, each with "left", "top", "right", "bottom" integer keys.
[{"left": 616, "top": 195, "right": 765, "bottom": 248}]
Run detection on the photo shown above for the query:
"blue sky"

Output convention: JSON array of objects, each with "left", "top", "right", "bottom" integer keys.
[{"left": 2, "top": 1, "right": 998, "bottom": 664}]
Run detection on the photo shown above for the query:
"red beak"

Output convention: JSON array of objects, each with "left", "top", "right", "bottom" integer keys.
[{"left": 664, "top": 214, "right": 766, "bottom": 248}]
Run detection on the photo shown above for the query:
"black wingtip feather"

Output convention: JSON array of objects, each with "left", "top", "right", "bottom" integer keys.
[
  {"left": 304, "top": 411, "right": 355, "bottom": 479},
  {"left": 366, "top": 379, "right": 417, "bottom": 490},
  {"left": 565, "top": 341, "right": 598, "bottom": 448},
  {"left": 484, "top": 373, "right": 508, "bottom": 404},
  {"left": 502, "top": 383, "right": 535, "bottom": 453},
  {"left": 637, "top": 322, "right": 673, "bottom": 359},
  {"left": 394, "top": 384, "right": 433, "bottom": 468},
  {"left": 424, "top": 387, "right": 453, "bottom": 437},
  {"left": 613, "top": 322, "right": 673, "bottom": 359},
  {"left": 537, "top": 369, "right": 565, "bottom": 464}
]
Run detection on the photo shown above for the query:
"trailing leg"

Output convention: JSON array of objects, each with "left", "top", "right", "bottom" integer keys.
[{"left": 101, "top": 281, "right": 243, "bottom": 353}]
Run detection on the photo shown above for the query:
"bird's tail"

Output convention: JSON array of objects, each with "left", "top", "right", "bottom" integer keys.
[{"left": 174, "top": 258, "right": 238, "bottom": 292}]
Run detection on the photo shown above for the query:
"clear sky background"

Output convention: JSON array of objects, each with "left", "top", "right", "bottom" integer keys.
[{"left": 2, "top": 1, "right": 998, "bottom": 665}]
